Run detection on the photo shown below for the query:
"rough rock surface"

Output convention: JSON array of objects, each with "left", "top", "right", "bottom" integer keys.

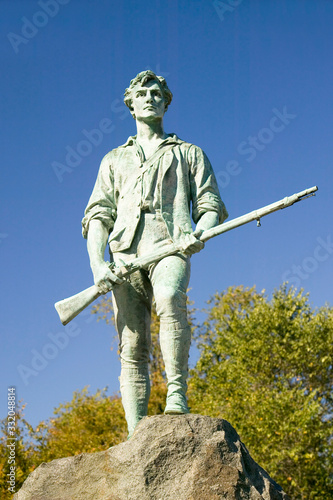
[{"left": 14, "top": 414, "right": 290, "bottom": 500}]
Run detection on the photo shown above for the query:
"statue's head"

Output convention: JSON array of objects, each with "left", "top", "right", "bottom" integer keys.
[{"left": 124, "top": 70, "right": 173, "bottom": 120}]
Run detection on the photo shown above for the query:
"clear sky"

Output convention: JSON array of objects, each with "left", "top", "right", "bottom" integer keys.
[{"left": 1, "top": 0, "right": 332, "bottom": 427}]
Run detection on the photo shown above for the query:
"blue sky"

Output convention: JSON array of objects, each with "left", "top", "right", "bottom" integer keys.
[{"left": 1, "top": 0, "right": 332, "bottom": 428}]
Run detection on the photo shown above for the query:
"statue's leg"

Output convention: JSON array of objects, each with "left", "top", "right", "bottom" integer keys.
[
  {"left": 112, "top": 268, "right": 153, "bottom": 437},
  {"left": 150, "top": 254, "right": 191, "bottom": 414}
]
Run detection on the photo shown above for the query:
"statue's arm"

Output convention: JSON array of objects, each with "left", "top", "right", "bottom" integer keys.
[
  {"left": 178, "top": 145, "right": 226, "bottom": 256},
  {"left": 82, "top": 153, "right": 117, "bottom": 239},
  {"left": 83, "top": 154, "right": 122, "bottom": 292},
  {"left": 193, "top": 211, "right": 219, "bottom": 238},
  {"left": 87, "top": 219, "right": 123, "bottom": 293},
  {"left": 187, "top": 145, "right": 228, "bottom": 226},
  {"left": 178, "top": 211, "right": 219, "bottom": 256},
  {"left": 87, "top": 219, "right": 109, "bottom": 272}
]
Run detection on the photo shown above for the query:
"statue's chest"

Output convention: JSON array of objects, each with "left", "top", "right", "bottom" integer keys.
[{"left": 138, "top": 141, "right": 163, "bottom": 162}]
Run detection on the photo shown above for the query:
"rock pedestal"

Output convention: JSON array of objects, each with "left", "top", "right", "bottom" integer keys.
[{"left": 14, "top": 414, "right": 289, "bottom": 500}]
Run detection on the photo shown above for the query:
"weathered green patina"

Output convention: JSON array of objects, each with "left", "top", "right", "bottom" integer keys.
[{"left": 82, "top": 71, "right": 227, "bottom": 437}]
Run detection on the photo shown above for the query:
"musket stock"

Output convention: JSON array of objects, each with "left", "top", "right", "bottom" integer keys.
[
  {"left": 55, "top": 186, "right": 318, "bottom": 325},
  {"left": 55, "top": 285, "right": 101, "bottom": 326}
]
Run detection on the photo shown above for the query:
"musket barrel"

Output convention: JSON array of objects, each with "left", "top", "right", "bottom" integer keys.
[
  {"left": 200, "top": 186, "right": 318, "bottom": 243},
  {"left": 295, "top": 186, "right": 318, "bottom": 198}
]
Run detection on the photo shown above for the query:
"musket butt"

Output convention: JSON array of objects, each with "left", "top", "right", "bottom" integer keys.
[
  {"left": 54, "top": 300, "right": 71, "bottom": 326},
  {"left": 54, "top": 285, "right": 101, "bottom": 325}
]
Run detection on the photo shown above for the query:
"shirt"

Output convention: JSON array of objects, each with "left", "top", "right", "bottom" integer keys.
[
  {"left": 82, "top": 133, "right": 228, "bottom": 253},
  {"left": 131, "top": 136, "right": 172, "bottom": 212}
]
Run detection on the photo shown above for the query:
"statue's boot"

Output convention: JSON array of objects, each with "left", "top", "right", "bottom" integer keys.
[
  {"left": 160, "top": 326, "right": 191, "bottom": 414},
  {"left": 119, "top": 366, "right": 150, "bottom": 438}
]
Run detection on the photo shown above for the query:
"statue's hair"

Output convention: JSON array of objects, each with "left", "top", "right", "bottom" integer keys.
[{"left": 124, "top": 70, "right": 173, "bottom": 119}]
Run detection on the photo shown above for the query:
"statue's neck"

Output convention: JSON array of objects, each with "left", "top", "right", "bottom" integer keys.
[{"left": 135, "top": 118, "right": 167, "bottom": 142}]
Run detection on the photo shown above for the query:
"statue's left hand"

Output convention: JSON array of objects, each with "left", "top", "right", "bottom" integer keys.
[{"left": 178, "top": 230, "right": 204, "bottom": 256}]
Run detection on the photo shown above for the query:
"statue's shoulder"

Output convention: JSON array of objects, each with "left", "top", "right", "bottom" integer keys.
[
  {"left": 112, "top": 136, "right": 135, "bottom": 153},
  {"left": 171, "top": 135, "right": 205, "bottom": 153},
  {"left": 177, "top": 140, "right": 208, "bottom": 162},
  {"left": 167, "top": 134, "right": 197, "bottom": 153},
  {"left": 99, "top": 137, "right": 134, "bottom": 167}
]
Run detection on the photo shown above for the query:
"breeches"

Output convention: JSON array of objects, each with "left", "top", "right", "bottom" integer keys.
[{"left": 111, "top": 210, "right": 191, "bottom": 367}]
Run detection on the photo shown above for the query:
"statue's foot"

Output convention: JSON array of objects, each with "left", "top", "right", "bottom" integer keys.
[
  {"left": 164, "top": 393, "right": 190, "bottom": 415},
  {"left": 127, "top": 415, "right": 146, "bottom": 439}
]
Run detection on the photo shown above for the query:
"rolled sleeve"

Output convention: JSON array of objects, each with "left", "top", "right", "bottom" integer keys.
[
  {"left": 188, "top": 145, "right": 228, "bottom": 224},
  {"left": 81, "top": 153, "right": 117, "bottom": 239}
]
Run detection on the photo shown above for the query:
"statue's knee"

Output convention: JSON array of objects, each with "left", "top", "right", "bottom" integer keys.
[
  {"left": 155, "top": 288, "right": 187, "bottom": 318},
  {"left": 120, "top": 333, "right": 150, "bottom": 365}
]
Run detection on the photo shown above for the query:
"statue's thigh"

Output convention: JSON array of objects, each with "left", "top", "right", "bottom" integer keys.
[
  {"left": 150, "top": 255, "right": 191, "bottom": 319},
  {"left": 112, "top": 269, "right": 153, "bottom": 362}
]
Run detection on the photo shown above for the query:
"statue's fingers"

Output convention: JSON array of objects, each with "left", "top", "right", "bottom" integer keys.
[
  {"left": 105, "top": 278, "right": 115, "bottom": 290},
  {"left": 180, "top": 234, "right": 192, "bottom": 252},
  {"left": 98, "top": 280, "right": 110, "bottom": 294},
  {"left": 192, "top": 228, "right": 204, "bottom": 239},
  {"left": 189, "top": 240, "right": 204, "bottom": 254}
]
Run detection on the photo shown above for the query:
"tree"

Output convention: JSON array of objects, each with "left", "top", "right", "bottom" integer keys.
[
  {"left": 188, "top": 285, "right": 333, "bottom": 499},
  {"left": 31, "top": 387, "right": 127, "bottom": 463}
]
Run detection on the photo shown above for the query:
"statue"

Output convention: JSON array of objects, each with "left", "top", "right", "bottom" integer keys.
[
  {"left": 53, "top": 70, "right": 316, "bottom": 438},
  {"left": 81, "top": 70, "right": 227, "bottom": 437}
]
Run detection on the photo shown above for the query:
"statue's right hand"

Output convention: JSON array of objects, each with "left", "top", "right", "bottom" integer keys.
[{"left": 92, "top": 261, "right": 124, "bottom": 294}]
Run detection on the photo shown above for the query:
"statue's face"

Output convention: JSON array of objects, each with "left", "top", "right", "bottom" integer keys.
[{"left": 131, "top": 80, "right": 166, "bottom": 121}]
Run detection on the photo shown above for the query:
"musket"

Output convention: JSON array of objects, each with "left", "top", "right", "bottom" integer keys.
[{"left": 55, "top": 186, "right": 318, "bottom": 326}]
